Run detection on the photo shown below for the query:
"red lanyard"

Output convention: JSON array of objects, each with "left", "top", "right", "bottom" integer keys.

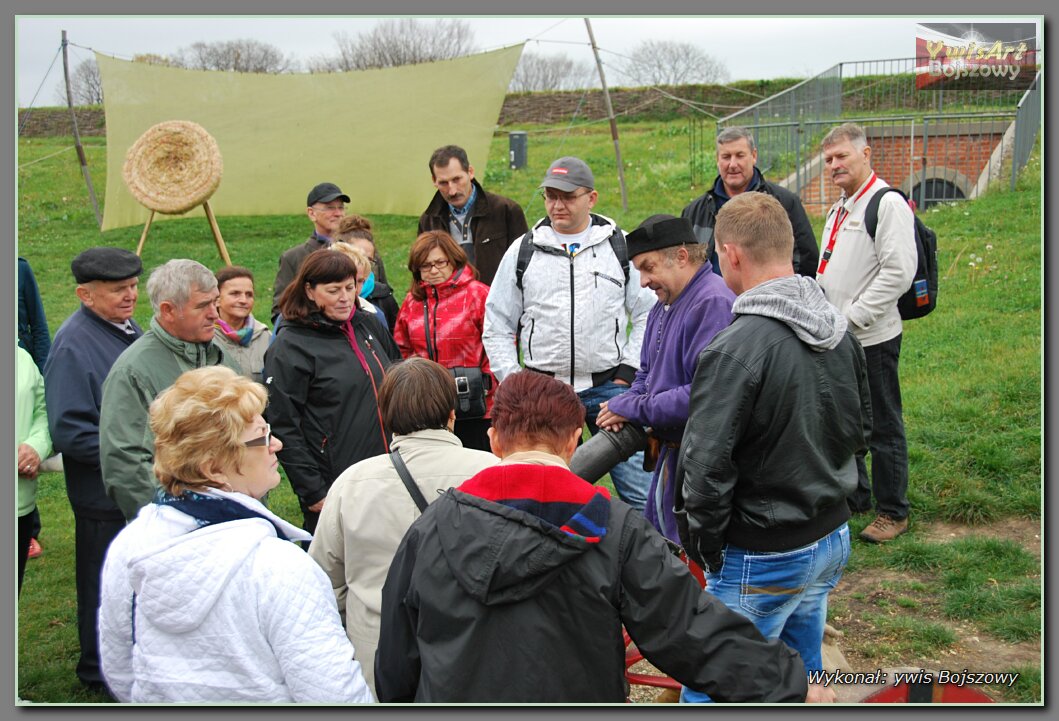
[{"left": 818, "top": 173, "right": 877, "bottom": 276}]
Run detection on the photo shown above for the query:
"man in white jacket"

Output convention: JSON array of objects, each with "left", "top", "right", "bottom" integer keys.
[
  {"left": 816, "top": 123, "right": 917, "bottom": 543},
  {"left": 483, "top": 157, "right": 656, "bottom": 510}
]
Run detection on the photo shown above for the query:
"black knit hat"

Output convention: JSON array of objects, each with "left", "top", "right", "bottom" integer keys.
[
  {"left": 625, "top": 215, "right": 697, "bottom": 258},
  {"left": 71, "top": 247, "right": 143, "bottom": 283}
]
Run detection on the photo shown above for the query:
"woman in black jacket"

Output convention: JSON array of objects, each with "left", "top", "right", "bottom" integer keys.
[{"left": 263, "top": 250, "right": 400, "bottom": 534}]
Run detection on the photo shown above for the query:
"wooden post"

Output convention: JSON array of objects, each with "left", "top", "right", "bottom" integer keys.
[
  {"left": 61, "top": 30, "right": 103, "bottom": 229},
  {"left": 135, "top": 210, "right": 155, "bottom": 256},
  {"left": 203, "top": 201, "right": 233, "bottom": 266},
  {"left": 584, "top": 18, "right": 629, "bottom": 212}
]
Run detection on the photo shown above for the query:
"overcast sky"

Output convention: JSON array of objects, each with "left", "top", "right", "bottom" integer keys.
[{"left": 15, "top": 15, "right": 1042, "bottom": 107}]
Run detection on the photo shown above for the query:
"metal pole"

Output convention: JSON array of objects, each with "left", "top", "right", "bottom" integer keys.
[
  {"left": 584, "top": 18, "right": 628, "bottom": 212},
  {"left": 62, "top": 30, "right": 103, "bottom": 229}
]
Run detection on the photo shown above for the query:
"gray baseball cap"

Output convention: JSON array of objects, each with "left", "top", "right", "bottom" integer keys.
[{"left": 539, "top": 157, "right": 594, "bottom": 192}]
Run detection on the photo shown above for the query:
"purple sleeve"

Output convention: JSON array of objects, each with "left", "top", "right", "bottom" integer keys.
[{"left": 607, "top": 297, "right": 732, "bottom": 429}]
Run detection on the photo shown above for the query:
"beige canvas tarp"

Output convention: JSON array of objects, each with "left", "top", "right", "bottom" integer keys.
[{"left": 97, "top": 45, "right": 523, "bottom": 231}]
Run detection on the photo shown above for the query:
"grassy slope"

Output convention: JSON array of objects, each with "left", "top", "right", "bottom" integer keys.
[{"left": 15, "top": 123, "right": 1041, "bottom": 703}]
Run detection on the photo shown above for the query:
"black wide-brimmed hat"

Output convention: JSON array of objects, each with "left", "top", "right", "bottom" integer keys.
[{"left": 625, "top": 214, "right": 697, "bottom": 258}]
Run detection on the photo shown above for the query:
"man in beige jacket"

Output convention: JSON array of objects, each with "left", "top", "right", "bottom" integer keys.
[
  {"left": 816, "top": 123, "right": 917, "bottom": 543},
  {"left": 308, "top": 357, "right": 498, "bottom": 695}
]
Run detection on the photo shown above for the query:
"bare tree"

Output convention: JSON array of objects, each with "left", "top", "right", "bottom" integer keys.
[
  {"left": 132, "top": 53, "right": 180, "bottom": 67},
  {"left": 55, "top": 57, "right": 104, "bottom": 105},
  {"left": 620, "top": 40, "right": 730, "bottom": 86},
  {"left": 509, "top": 52, "right": 593, "bottom": 92},
  {"left": 172, "top": 39, "right": 297, "bottom": 73},
  {"left": 310, "top": 19, "right": 476, "bottom": 72}
]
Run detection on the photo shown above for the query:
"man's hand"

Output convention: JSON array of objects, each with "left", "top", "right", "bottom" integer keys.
[
  {"left": 17, "top": 444, "right": 42, "bottom": 479},
  {"left": 307, "top": 499, "right": 325, "bottom": 513},
  {"left": 806, "top": 682, "right": 836, "bottom": 703},
  {"left": 596, "top": 401, "right": 627, "bottom": 432}
]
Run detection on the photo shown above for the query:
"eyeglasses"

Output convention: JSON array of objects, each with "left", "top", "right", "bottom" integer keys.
[
  {"left": 244, "top": 423, "right": 272, "bottom": 448},
  {"left": 313, "top": 203, "right": 346, "bottom": 212},
  {"left": 542, "top": 189, "right": 591, "bottom": 205},
  {"left": 418, "top": 259, "right": 452, "bottom": 273}
]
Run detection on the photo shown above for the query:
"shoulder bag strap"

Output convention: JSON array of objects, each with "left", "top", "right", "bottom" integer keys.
[{"left": 390, "top": 449, "right": 429, "bottom": 513}]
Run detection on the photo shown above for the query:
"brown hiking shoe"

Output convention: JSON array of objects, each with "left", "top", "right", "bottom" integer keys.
[{"left": 859, "top": 514, "right": 908, "bottom": 543}]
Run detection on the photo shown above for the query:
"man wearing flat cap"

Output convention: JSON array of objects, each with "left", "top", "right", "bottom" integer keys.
[
  {"left": 483, "top": 156, "right": 656, "bottom": 510},
  {"left": 270, "top": 181, "right": 351, "bottom": 322},
  {"left": 595, "top": 215, "right": 735, "bottom": 543},
  {"left": 43, "top": 247, "right": 145, "bottom": 695}
]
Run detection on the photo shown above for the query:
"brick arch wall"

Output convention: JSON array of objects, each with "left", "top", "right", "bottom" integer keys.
[{"left": 797, "top": 121, "right": 1010, "bottom": 211}]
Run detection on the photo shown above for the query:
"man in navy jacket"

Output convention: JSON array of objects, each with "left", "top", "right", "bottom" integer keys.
[{"left": 44, "top": 247, "right": 144, "bottom": 694}]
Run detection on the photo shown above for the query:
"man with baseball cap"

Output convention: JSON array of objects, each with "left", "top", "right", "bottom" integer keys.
[
  {"left": 43, "top": 246, "right": 145, "bottom": 695},
  {"left": 595, "top": 215, "right": 735, "bottom": 543},
  {"left": 483, "top": 157, "right": 657, "bottom": 510},
  {"left": 270, "top": 181, "right": 351, "bottom": 322}
]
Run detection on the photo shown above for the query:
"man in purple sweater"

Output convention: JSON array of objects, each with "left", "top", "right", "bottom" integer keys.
[{"left": 597, "top": 215, "right": 734, "bottom": 543}]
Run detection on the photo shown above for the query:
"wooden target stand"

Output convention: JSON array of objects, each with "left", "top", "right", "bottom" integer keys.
[
  {"left": 134, "top": 201, "right": 232, "bottom": 266},
  {"left": 124, "top": 120, "right": 232, "bottom": 266}
]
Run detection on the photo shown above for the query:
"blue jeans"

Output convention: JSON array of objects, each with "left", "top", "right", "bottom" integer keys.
[
  {"left": 576, "top": 381, "right": 651, "bottom": 512},
  {"left": 681, "top": 523, "right": 851, "bottom": 703}
]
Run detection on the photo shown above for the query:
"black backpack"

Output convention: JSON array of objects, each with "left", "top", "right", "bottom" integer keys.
[
  {"left": 515, "top": 215, "right": 629, "bottom": 292},
  {"left": 864, "top": 188, "right": 939, "bottom": 320}
]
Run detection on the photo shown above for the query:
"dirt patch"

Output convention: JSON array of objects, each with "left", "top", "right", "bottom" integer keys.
[
  {"left": 830, "top": 569, "right": 1040, "bottom": 671},
  {"left": 916, "top": 517, "right": 1041, "bottom": 559},
  {"left": 832, "top": 519, "right": 1041, "bottom": 685},
  {"left": 625, "top": 519, "right": 1041, "bottom": 703}
]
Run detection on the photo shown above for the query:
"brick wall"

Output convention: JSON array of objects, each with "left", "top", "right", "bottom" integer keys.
[{"left": 799, "top": 124, "right": 1008, "bottom": 210}]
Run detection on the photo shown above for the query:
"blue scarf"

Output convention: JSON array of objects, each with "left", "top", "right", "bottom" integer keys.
[
  {"left": 359, "top": 271, "right": 376, "bottom": 298},
  {"left": 153, "top": 489, "right": 292, "bottom": 541},
  {"left": 448, "top": 184, "right": 478, "bottom": 219}
]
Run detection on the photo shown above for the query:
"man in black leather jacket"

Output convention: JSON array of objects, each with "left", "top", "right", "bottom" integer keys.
[
  {"left": 681, "top": 126, "right": 819, "bottom": 278},
  {"left": 675, "top": 192, "right": 871, "bottom": 704}
]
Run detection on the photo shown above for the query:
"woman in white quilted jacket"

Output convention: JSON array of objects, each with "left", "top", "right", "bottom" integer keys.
[{"left": 97, "top": 366, "right": 374, "bottom": 703}]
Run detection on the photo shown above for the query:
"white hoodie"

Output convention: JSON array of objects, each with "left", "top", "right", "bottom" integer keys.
[{"left": 98, "top": 489, "right": 374, "bottom": 703}]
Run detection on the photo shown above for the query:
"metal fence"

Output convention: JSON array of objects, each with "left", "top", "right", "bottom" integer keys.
[
  {"left": 1011, "top": 71, "right": 1042, "bottom": 190},
  {"left": 686, "top": 58, "right": 1037, "bottom": 203}
]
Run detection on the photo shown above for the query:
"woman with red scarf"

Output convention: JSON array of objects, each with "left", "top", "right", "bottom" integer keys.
[
  {"left": 393, "top": 231, "right": 496, "bottom": 452},
  {"left": 263, "top": 251, "right": 400, "bottom": 534}
]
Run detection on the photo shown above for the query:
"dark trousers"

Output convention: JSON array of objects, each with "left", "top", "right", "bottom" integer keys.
[
  {"left": 18, "top": 511, "right": 33, "bottom": 595},
  {"left": 300, "top": 502, "right": 320, "bottom": 538},
  {"left": 453, "top": 417, "right": 492, "bottom": 453},
  {"left": 73, "top": 513, "right": 126, "bottom": 685},
  {"left": 29, "top": 506, "right": 41, "bottom": 538},
  {"left": 849, "top": 333, "right": 910, "bottom": 520}
]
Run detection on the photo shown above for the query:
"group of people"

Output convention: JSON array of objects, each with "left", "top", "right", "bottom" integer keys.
[{"left": 17, "top": 122, "right": 919, "bottom": 703}]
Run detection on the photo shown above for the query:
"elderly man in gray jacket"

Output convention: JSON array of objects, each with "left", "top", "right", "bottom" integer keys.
[{"left": 482, "top": 157, "right": 656, "bottom": 511}]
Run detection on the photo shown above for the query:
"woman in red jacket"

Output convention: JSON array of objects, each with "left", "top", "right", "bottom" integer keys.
[{"left": 393, "top": 231, "right": 495, "bottom": 452}]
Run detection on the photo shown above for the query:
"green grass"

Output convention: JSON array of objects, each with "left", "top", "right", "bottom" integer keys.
[
  {"left": 16, "top": 118, "right": 1041, "bottom": 703},
  {"left": 992, "top": 665, "right": 1041, "bottom": 704}
]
